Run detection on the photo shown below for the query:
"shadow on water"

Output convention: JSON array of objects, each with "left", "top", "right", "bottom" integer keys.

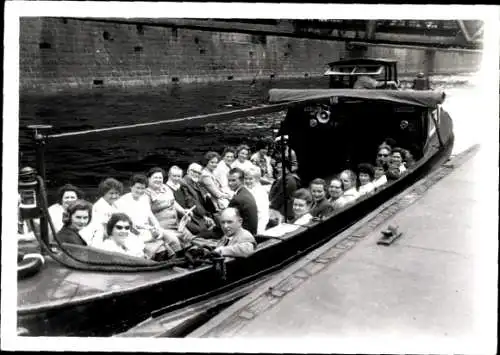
[{"left": 19, "top": 77, "right": 329, "bottom": 201}]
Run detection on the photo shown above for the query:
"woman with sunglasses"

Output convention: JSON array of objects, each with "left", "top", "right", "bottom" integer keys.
[{"left": 100, "top": 213, "right": 148, "bottom": 259}]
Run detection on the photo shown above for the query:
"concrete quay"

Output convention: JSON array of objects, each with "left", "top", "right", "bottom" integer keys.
[{"left": 188, "top": 145, "right": 497, "bottom": 354}]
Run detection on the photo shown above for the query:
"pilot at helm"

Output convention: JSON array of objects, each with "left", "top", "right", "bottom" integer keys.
[{"left": 353, "top": 67, "right": 383, "bottom": 89}]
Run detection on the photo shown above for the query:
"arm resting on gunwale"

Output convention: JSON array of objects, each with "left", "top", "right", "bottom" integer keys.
[{"left": 217, "top": 242, "right": 255, "bottom": 258}]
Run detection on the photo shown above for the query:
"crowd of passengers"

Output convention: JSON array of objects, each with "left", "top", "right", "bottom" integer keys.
[{"left": 19, "top": 137, "right": 415, "bottom": 262}]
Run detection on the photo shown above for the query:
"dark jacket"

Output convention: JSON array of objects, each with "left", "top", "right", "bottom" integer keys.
[
  {"left": 228, "top": 186, "right": 258, "bottom": 236},
  {"left": 56, "top": 226, "right": 87, "bottom": 246},
  {"left": 269, "top": 173, "right": 301, "bottom": 220},
  {"left": 310, "top": 197, "right": 334, "bottom": 219},
  {"left": 176, "top": 176, "right": 215, "bottom": 234}
]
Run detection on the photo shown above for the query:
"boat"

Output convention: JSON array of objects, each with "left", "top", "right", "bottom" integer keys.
[
  {"left": 324, "top": 57, "right": 400, "bottom": 89},
  {"left": 17, "top": 88, "right": 454, "bottom": 337}
]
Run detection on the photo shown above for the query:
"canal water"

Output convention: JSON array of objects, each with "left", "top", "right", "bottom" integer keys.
[{"left": 19, "top": 74, "right": 479, "bottom": 202}]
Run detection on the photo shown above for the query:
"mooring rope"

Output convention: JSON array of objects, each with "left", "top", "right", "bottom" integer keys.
[{"left": 48, "top": 103, "right": 291, "bottom": 139}]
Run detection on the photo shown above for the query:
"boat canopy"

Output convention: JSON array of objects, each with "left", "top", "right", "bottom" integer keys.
[{"left": 268, "top": 89, "right": 446, "bottom": 108}]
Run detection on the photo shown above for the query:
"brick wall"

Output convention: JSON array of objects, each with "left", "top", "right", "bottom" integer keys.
[{"left": 19, "top": 18, "right": 482, "bottom": 92}]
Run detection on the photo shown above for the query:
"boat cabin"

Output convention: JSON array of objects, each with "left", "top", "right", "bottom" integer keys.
[
  {"left": 324, "top": 58, "right": 399, "bottom": 89},
  {"left": 269, "top": 88, "right": 448, "bottom": 184}
]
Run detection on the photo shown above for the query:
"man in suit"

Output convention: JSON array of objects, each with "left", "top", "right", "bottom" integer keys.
[
  {"left": 176, "top": 163, "right": 217, "bottom": 236},
  {"left": 227, "top": 167, "right": 258, "bottom": 235},
  {"left": 213, "top": 207, "right": 256, "bottom": 258}
]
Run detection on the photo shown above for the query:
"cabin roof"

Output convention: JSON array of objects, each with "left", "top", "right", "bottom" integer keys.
[
  {"left": 326, "top": 57, "right": 398, "bottom": 67},
  {"left": 268, "top": 89, "right": 446, "bottom": 108}
]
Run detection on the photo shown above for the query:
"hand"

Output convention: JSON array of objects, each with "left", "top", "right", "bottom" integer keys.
[
  {"left": 204, "top": 216, "right": 216, "bottom": 229},
  {"left": 212, "top": 247, "right": 223, "bottom": 256}
]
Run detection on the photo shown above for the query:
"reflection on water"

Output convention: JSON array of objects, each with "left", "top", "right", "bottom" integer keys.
[{"left": 18, "top": 75, "right": 475, "bottom": 202}]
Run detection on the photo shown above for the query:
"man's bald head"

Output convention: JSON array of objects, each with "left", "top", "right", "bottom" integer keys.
[{"left": 220, "top": 207, "right": 243, "bottom": 237}]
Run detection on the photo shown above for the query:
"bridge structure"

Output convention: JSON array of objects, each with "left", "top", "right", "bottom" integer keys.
[{"left": 81, "top": 18, "right": 484, "bottom": 51}]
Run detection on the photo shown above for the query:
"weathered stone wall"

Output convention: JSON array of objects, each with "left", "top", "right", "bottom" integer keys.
[{"left": 20, "top": 17, "right": 483, "bottom": 92}]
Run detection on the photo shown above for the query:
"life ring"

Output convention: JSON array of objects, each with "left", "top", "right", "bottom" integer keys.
[{"left": 18, "top": 253, "right": 44, "bottom": 279}]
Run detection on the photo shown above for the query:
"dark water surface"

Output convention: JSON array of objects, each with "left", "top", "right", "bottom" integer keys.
[{"left": 19, "top": 77, "right": 330, "bottom": 202}]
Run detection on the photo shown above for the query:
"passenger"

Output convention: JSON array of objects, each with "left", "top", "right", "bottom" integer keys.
[
  {"left": 231, "top": 144, "right": 255, "bottom": 172},
  {"left": 269, "top": 160, "right": 301, "bottom": 224},
  {"left": 145, "top": 167, "right": 185, "bottom": 252},
  {"left": 375, "top": 146, "right": 392, "bottom": 169},
  {"left": 290, "top": 188, "right": 314, "bottom": 226},
  {"left": 357, "top": 163, "right": 376, "bottom": 196},
  {"left": 115, "top": 174, "right": 164, "bottom": 245},
  {"left": 250, "top": 140, "right": 274, "bottom": 186},
  {"left": 213, "top": 147, "right": 236, "bottom": 194},
  {"left": 47, "top": 184, "right": 84, "bottom": 236},
  {"left": 372, "top": 165, "right": 388, "bottom": 189},
  {"left": 212, "top": 207, "right": 256, "bottom": 258},
  {"left": 335, "top": 170, "right": 359, "bottom": 209},
  {"left": 56, "top": 200, "right": 93, "bottom": 246},
  {"left": 353, "top": 67, "right": 383, "bottom": 89},
  {"left": 390, "top": 148, "right": 407, "bottom": 174},
  {"left": 328, "top": 177, "right": 344, "bottom": 210},
  {"left": 401, "top": 148, "right": 416, "bottom": 169},
  {"left": 165, "top": 165, "right": 196, "bottom": 218},
  {"left": 412, "top": 72, "right": 430, "bottom": 90},
  {"left": 309, "top": 178, "right": 334, "bottom": 219},
  {"left": 271, "top": 137, "right": 298, "bottom": 173},
  {"left": 100, "top": 213, "right": 148, "bottom": 259},
  {"left": 227, "top": 167, "right": 258, "bottom": 236},
  {"left": 176, "top": 163, "right": 217, "bottom": 236},
  {"left": 200, "top": 151, "right": 233, "bottom": 212},
  {"left": 92, "top": 178, "right": 123, "bottom": 230},
  {"left": 244, "top": 166, "right": 270, "bottom": 235}
]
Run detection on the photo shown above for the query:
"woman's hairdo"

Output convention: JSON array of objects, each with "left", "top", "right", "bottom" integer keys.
[
  {"left": 98, "top": 178, "right": 124, "bottom": 197},
  {"left": 293, "top": 188, "right": 313, "bottom": 205},
  {"left": 329, "top": 176, "right": 343, "bottom": 189},
  {"left": 130, "top": 174, "right": 148, "bottom": 187},
  {"left": 222, "top": 146, "right": 236, "bottom": 158},
  {"left": 310, "top": 178, "right": 327, "bottom": 190},
  {"left": 357, "top": 163, "right": 375, "bottom": 179},
  {"left": 57, "top": 184, "right": 83, "bottom": 204},
  {"left": 62, "top": 199, "right": 93, "bottom": 226},
  {"left": 146, "top": 167, "right": 165, "bottom": 179},
  {"left": 106, "top": 212, "right": 133, "bottom": 237},
  {"left": 236, "top": 144, "right": 250, "bottom": 155},
  {"left": 203, "top": 151, "right": 221, "bottom": 166}
]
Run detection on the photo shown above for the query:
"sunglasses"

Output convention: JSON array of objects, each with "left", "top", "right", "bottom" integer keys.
[
  {"left": 114, "top": 225, "right": 130, "bottom": 230},
  {"left": 378, "top": 153, "right": 389, "bottom": 157}
]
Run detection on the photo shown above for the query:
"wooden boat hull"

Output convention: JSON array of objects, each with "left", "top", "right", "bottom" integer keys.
[{"left": 18, "top": 128, "right": 453, "bottom": 337}]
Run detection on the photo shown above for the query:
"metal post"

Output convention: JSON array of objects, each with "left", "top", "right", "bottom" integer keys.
[
  {"left": 280, "top": 135, "right": 288, "bottom": 222},
  {"left": 28, "top": 124, "right": 52, "bottom": 247}
]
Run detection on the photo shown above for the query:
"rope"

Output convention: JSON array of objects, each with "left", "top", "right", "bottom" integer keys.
[{"left": 48, "top": 103, "right": 290, "bottom": 139}]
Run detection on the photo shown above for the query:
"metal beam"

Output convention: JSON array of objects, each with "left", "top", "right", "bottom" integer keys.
[{"left": 348, "top": 41, "right": 483, "bottom": 54}]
